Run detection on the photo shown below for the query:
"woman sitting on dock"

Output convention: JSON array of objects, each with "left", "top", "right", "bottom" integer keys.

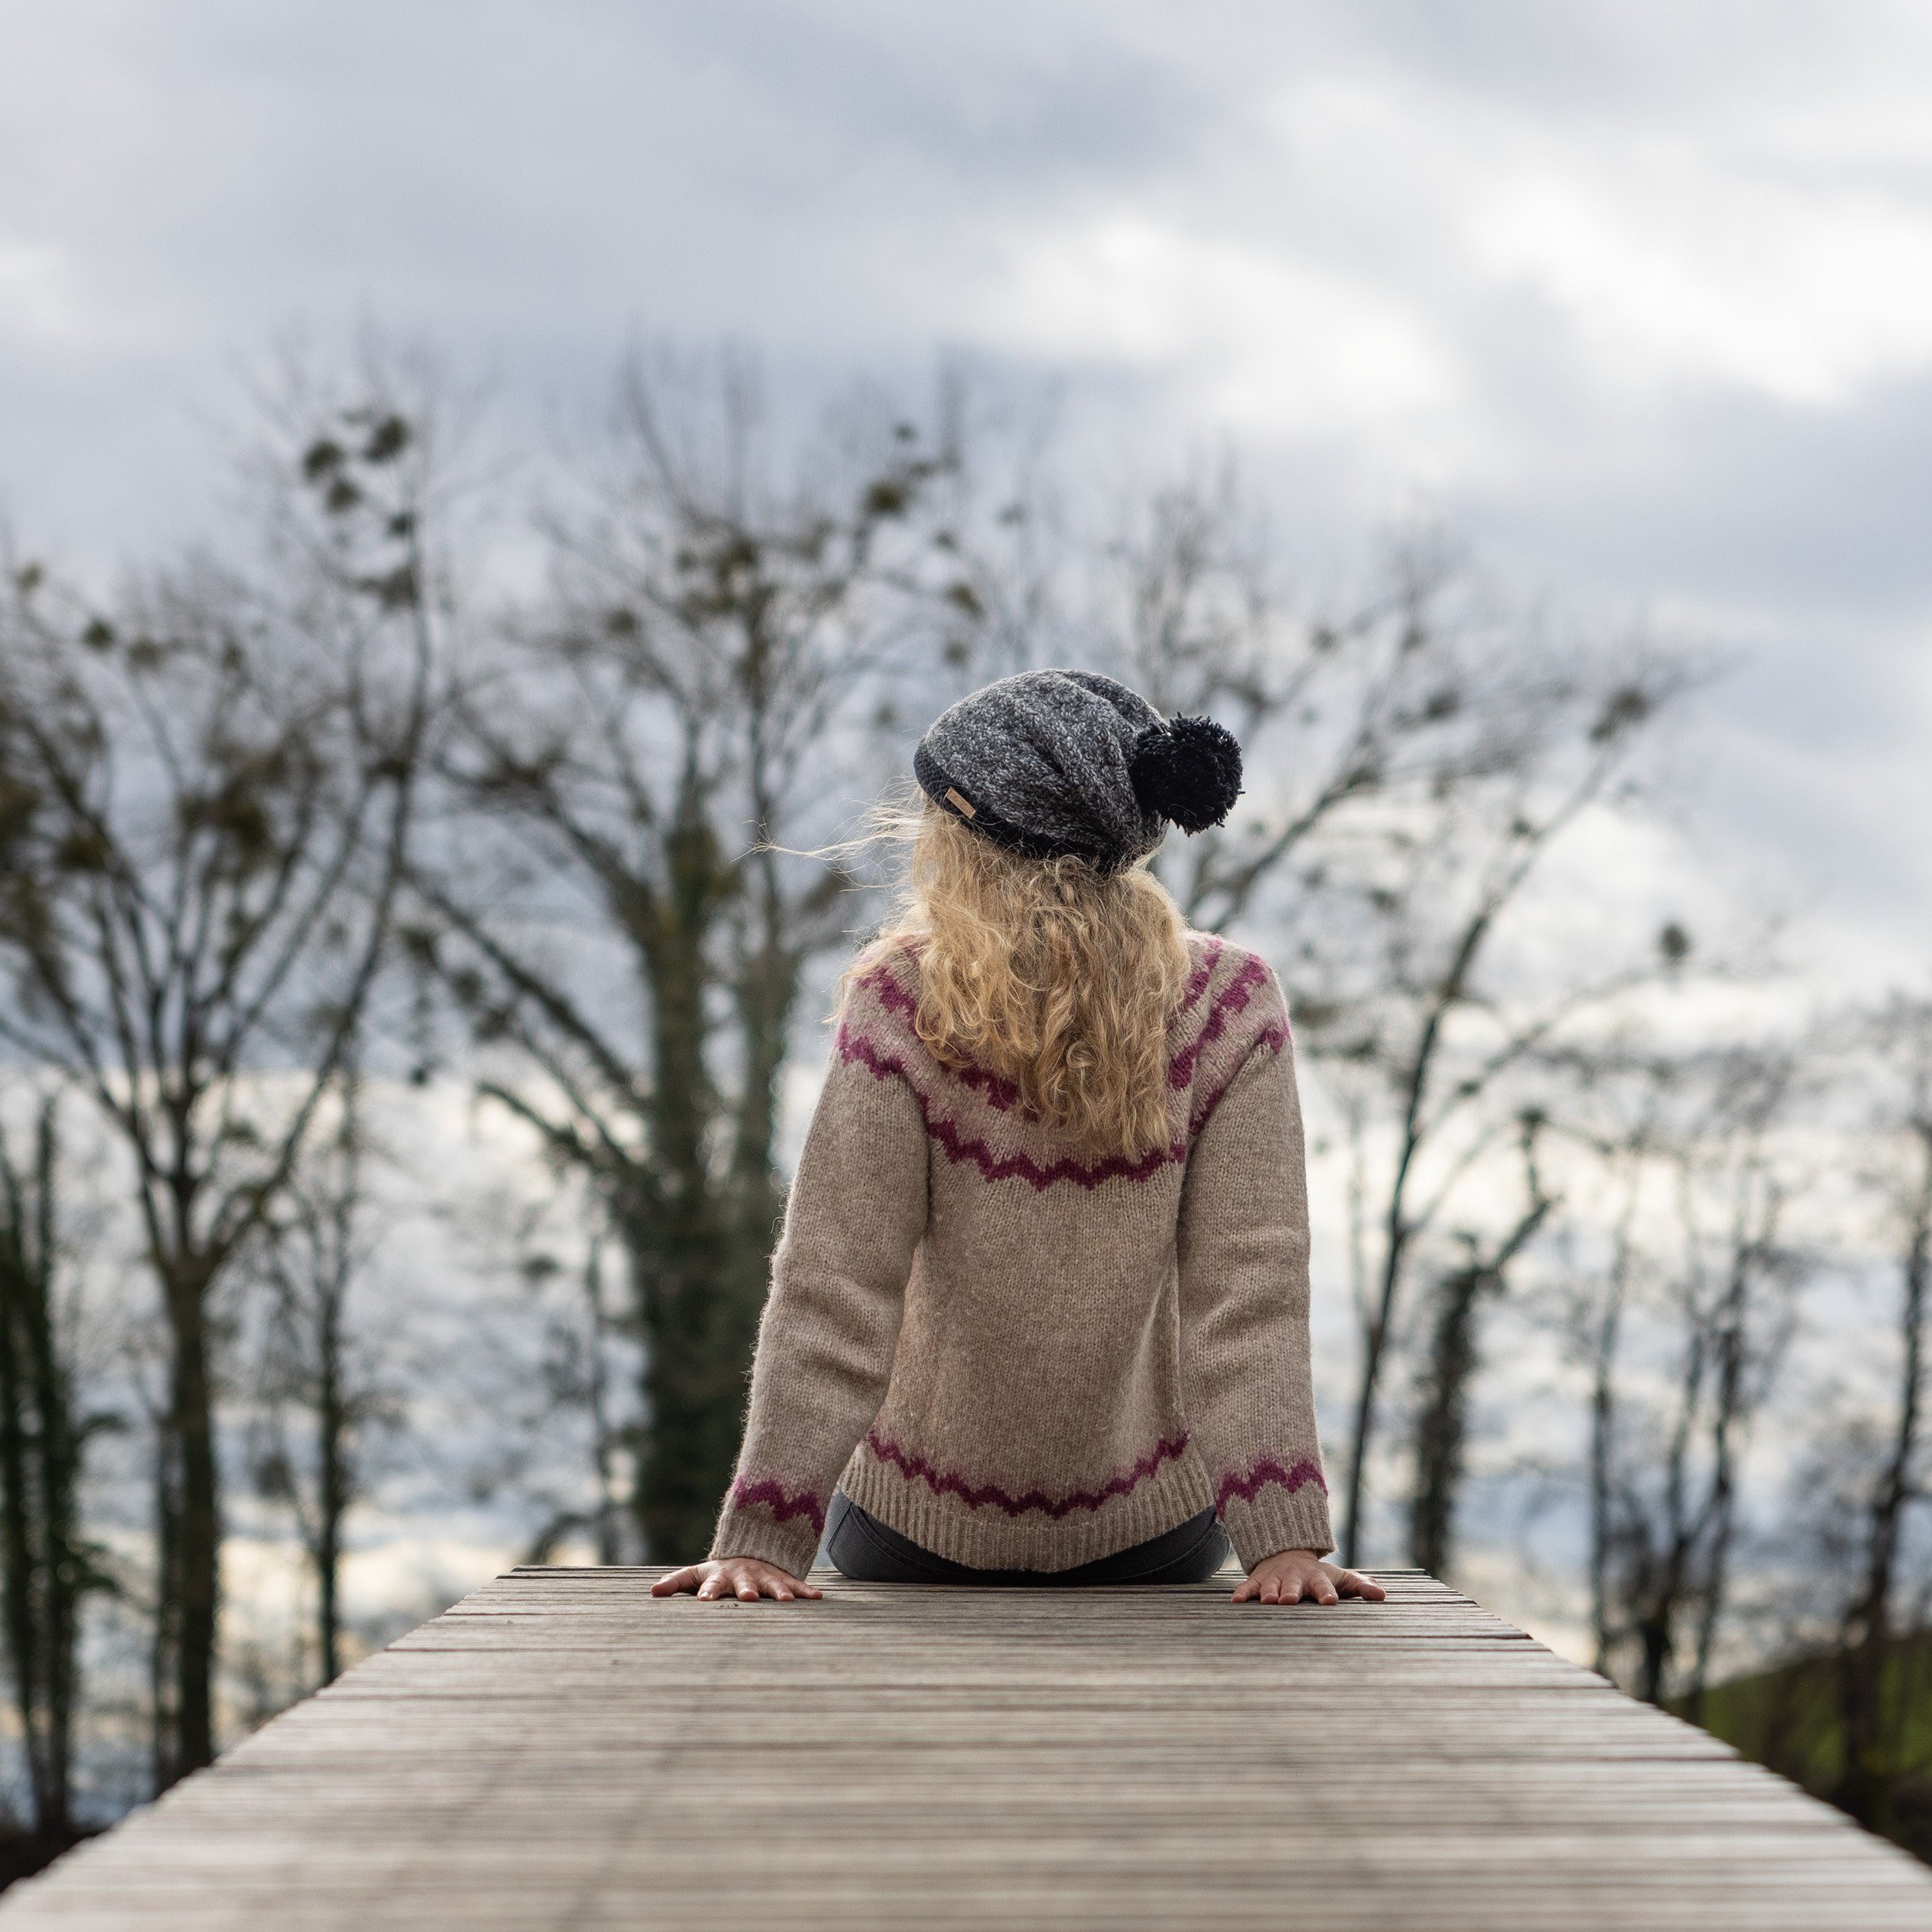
[{"left": 654, "top": 669, "right": 1385, "bottom": 1609}]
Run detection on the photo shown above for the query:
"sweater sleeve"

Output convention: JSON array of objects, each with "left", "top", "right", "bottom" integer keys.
[
  {"left": 706, "top": 1034, "right": 930, "bottom": 1576},
  {"left": 1175, "top": 1013, "right": 1336, "bottom": 1569}
]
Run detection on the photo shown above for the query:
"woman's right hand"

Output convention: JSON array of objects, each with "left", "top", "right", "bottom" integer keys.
[{"left": 651, "top": 1557, "right": 822, "bottom": 1602}]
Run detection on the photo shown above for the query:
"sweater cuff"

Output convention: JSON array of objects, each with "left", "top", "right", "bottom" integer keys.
[
  {"left": 707, "top": 1499, "right": 823, "bottom": 1580},
  {"left": 1218, "top": 1468, "right": 1335, "bottom": 1570}
]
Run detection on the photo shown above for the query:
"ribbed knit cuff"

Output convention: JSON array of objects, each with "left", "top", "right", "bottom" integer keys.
[
  {"left": 1220, "top": 1481, "right": 1335, "bottom": 1570},
  {"left": 707, "top": 1507, "right": 821, "bottom": 1580}
]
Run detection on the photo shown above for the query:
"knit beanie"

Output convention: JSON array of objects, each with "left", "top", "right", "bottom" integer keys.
[{"left": 911, "top": 668, "right": 1244, "bottom": 875}]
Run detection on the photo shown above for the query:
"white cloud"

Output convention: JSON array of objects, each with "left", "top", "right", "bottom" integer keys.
[
  {"left": 0, "top": 236, "right": 94, "bottom": 342},
  {"left": 982, "top": 212, "right": 1460, "bottom": 440},
  {"left": 1471, "top": 154, "right": 1932, "bottom": 406}
]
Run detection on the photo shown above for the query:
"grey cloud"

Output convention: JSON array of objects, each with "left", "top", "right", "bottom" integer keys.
[{"left": 2, "top": 0, "right": 1927, "bottom": 981}]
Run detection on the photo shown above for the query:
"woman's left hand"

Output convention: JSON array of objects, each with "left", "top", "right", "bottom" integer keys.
[{"left": 1233, "top": 1548, "right": 1386, "bottom": 1605}]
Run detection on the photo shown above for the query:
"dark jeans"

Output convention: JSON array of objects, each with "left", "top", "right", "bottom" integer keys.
[{"left": 824, "top": 1488, "right": 1230, "bottom": 1586}]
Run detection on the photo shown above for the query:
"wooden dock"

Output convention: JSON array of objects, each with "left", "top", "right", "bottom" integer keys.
[{"left": 5, "top": 1566, "right": 1930, "bottom": 1929}]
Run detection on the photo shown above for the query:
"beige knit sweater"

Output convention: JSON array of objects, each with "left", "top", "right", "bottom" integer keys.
[{"left": 707, "top": 929, "right": 1335, "bottom": 1578}]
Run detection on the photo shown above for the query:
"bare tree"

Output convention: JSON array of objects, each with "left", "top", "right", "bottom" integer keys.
[
  {"left": 1082, "top": 482, "right": 1689, "bottom": 1563},
  {"left": 1831, "top": 995, "right": 1932, "bottom": 1831},
  {"left": 407, "top": 353, "right": 978, "bottom": 1560},
  {"left": 0, "top": 1093, "right": 114, "bottom": 1843},
  {"left": 249, "top": 1061, "right": 403, "bottom": 1687},
  {"left": 1315, "top": 682, "right": 1682, "bottom": 1564},
  {"left": 577, "top": 1216, "right": 627, "bottom": 1568},
  {"left": 1554, "top": 1053, "right": 1673, "bottom": 1675},
  {"left": 1406, "top": 1112, "right": 1558, "bottom": 1579},
  {"left": 0, "top": 388, "right": 436, "bottom": 1777},
  {"left": 504, "top": 1188, "right": 636, "bottom": 1569},
  {"left": 1583, "top": 1046, "right": 1805, "bottom": 1709},
  {"left": 1101, "top": 503, "right": 1541, "bottom": 934}
]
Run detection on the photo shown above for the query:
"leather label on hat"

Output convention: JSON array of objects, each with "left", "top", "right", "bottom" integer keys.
[{"left": 944, "top": 787, "right": 978, "bottom": 819}]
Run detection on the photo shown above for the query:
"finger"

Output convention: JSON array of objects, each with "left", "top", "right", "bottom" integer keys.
[
  {"left": 1231, "top": 1577, "right": 1256, "bottom": 1603},
  {"left": 798, "top": 1579, "right": 824, "bottom": 1599},
  {"left": 1311, "top": 1576, "right": 1339, "bottom": 1604},
  {"left": 735, "top": 1576, "right": 760, "bottom": 1601},
  {"left": 651, "top": 1566, "right": 698, "bottom": 1597},
  {"left": 1342, "top": 1570, "right": 1386, "bottom": 1600},
  {"left": 697, "top": 1573, "right": 728, "bottom": 1600},
  {"left": 1281, "top": 1578, "right": 1303, "bottom": 1604},
  {"left": 767, "top": 1580, "right": 795, "bottom": 1600},
  {"left": 1260, "top": 1576, "right": 1281, "bottom": 1604}
]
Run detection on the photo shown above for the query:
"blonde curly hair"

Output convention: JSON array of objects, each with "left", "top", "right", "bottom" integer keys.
[{"left": 835, "top": 791, "right": 1192, "bottom": 1160}]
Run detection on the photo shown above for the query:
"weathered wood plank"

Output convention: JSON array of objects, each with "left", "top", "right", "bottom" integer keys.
[{"left": 3, "top": 1565, "right": 1927, "bottom": 1930}]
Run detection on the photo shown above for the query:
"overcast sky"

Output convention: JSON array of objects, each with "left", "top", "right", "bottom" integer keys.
[{"left": 5, "top": 0, "right": 1929, "bottom": 984}]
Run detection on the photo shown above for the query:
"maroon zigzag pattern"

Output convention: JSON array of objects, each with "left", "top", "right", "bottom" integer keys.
[
  {"left": 726, "top": 1474, "right": 827, "bottom": 1536},
  {"left": 1176, "top": 934, "right": 1227, "bottom": 1019},
  {"left": 1171, "top": 951, "right": 1272, "bottom": 1090},
  {"left": 853, "top": 954, "right": 935, "bottom": 1039},
  {"left": 864, "top": 938, "right": 1226, "bottom": 1033},
  {"left": 854, "top": 959, "right": 1029, "bottom": 1114},
  {"left": 864, "top": 1427, "right": 1190, "bottom": 1519},
  {"left": 950, "top": 1059, "right": 1026, "bottom": 1113},
  {"left": 835, "top": 940, "right": 1287, "bottom": 1187},
  {"left": 854, "top": 954, "right": 920, "bottom": 1026},
  {"left": 1185, "top": 1019, "right": 1290, "bottom": 1136},
  {"left": 838, "top": 1026, "right": 1185, "bottom": 1189},
  {"left": 855, "top": 937, "right": 1257, "bottom": 1110},
  {"left": 1213, "top": 1454, "right": 1327, "bottom": 1515},
  {"left": 838, "top": 1019, "right": 1284, "bottom": 1187}
]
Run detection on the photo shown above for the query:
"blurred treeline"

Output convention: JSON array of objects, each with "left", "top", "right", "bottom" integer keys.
[{"left": 0, "top": 345, "right": 1928, "bottom": 1867}]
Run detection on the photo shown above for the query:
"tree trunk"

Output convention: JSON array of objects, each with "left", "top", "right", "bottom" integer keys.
[
  {"left": 1408, "top": 1161, "right": 1553, "bottom": 1580},
  {"left": 24, "top": 1212, "right": 80, "bottom": 1835},
  {"left": 1341, "top": 1214, "right": 1409, "bottom": 1568},
  {"left": 149, "top": 1414, "right": 181, "bottom": 1792},
  {"left": 1589, "top": 1208, "right": 1636, "bottom": 1679},
  {"left": 0, "top": 1218, "right": 46, "bottom": 1821},
  {"left": 1407, "top": 1263, "right": 1485, "bottom": 1579},
  {"left": 161, "top": 1264, "right": 221, "bottom": 1781},
  {"left": 1635, "top": 1594, "right": 1675, "bottom": 1708},
  {"left": 314, "top": 1287, "right": 347, "bottom": 1685},
  {"left": 717, "top": 862, "right": 802, "bottom": 1530},
  {"left": 583, "top": 1229, "right": 623, "bottom": 1567},
  {"left": 0, "top": 1104, "right": 86, "bottom": 1842},
  {"left": 1683, "top": 1261, "right": 1749, "bottom": 1726},
  {"left": 631, "top": 767, "right": 736, "bottom": 1563},
  {"left": 631, "top": 1202, "right": 732, "bottom": 1563}
]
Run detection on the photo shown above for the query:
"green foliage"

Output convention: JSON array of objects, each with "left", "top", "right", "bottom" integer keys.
[{"left": 1690, "top": 1638, "right": 1932, "bottom": 1865}]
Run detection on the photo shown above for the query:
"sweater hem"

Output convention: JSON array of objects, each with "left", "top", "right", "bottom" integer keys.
[
  {"left": 842, "top": 1440, "right": 1216, "bottom": 1572},
  {"left": 707, "top": 1507, "right": 821, "bottom": 1579},
  {"left": 1220, "top": 1478, "right": 1336, "bottom": 1569}
]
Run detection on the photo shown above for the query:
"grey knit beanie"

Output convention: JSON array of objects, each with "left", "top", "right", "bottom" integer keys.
[{"left": 911, "top": 668, "right": 1244, "bottom": 876}]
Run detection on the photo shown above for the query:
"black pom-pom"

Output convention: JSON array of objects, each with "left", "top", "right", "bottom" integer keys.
[{"left": 1127, "top": 713, "right": 1243, "bottom": 834}]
